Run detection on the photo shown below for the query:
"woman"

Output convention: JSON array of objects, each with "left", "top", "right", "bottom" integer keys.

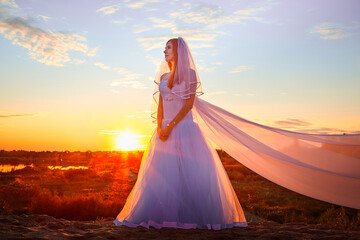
[
  {"left": 113, "top": 37, "right": 360, "bottom": 229},
  {"left": 113, "top": 37, "right": 248, "bottom": 230}
]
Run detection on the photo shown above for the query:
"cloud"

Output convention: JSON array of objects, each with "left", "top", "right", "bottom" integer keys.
[
  {"left": 295, "top": 127, "right": 354, "bottom": 135},
  {"left": 196, "top": 63, "right": 215, "bottom": 72},
  {"left": 136, "top": 35, "right": 172, "bottom": 51},
  {"left": 71, "top": 59, "right": 85, "bottom": 65},
  {"left": 229, "top": 65, "right": 254, "bottom": 73},
  {"left": 310, "top": 22, "right": 358, "bottom": 39},
  {"left": 95, "top": 62, "right": 110, "bottom": 70},
  {"left": 146, "top": 54, "right": 162, "bottom": 66},
  {"left": 133, "top": 24, "right": 151, "bottom": 34},
  {"left": 205, "top": 91, "right": 227, "bottom": 96},
  {"left": 114, "top": 67, "right": 143, "bottom": 80},
  {"left": 126, "top": 0, "right": 160, "bottom": 9},
  {"left": 271, "top": 119, "right": 358, "bottom": 134},
  {"left": 148, "top": 17, "right": 177, "bottom": 33},
  {"left": 128, "top": 2, "right": 276, "bottom": 53},
  {"left": 109, "top": 67, "right": 146, "bottom": 89},
  {"left": 126, "top": 1, "right": 146, "bottom": 9},
  {"left": 273, "top": 118, "right": 312, "bottom": 128},
  {"left": 234, "top": 7, "right": 266, "bottom": 16},
  {"left": 37, "top": 14, "right": 50, "bottom": 22},
  {"left": 169, "top": 2, "right": 273, "bottom": 31},
  {"left": 0, "top": 0, "right": 18, "bottom": 8},
  {"left": 0, "top": 17, "right": 98, "bottom": 66},
  {"left": 111, "top": 18, "right": 132, "bottom": 24},
  {"left": 96, "top": 4, "right": 122, "bottom": 15},
  {"left": 169, "top": 4, "right": 225, "bottom": 27},
  {"left": 0, "top": 113, "right": 35, "bottom": 118},
  {"left": 110, "top": 80, "right": 147, "bottom": 89},
  {"left": 97, "top": 0, "right": 160, "bottom": 15}
]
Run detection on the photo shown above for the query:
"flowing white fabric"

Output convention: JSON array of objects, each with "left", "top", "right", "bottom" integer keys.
[
  {"left": 193, "top": 96, "right": 360, "bottom": 209},
  {"left": 114, "top": 36, "right": 359, "bottom": 231}
]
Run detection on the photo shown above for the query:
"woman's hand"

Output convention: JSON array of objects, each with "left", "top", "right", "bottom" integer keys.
[
  {"left": 157, "top": 126, "right": 165, "bottom": 141},
  {"left": 162, "top": 125, "right": 173, "bottom": 139},
  {"left": 157, "top": 124, "right": 174, "bottom": 142}
]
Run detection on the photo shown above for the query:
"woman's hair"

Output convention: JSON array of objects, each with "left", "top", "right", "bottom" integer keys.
[{"left": 166, "top": 38, "right": 178, "bottom": 89}]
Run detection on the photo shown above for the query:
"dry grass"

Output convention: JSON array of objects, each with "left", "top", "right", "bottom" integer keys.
[{"left": 0, "top": 150, "right": 359, "bottom": 226}]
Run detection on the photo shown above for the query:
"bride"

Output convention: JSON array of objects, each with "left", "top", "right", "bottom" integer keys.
[{"left": 113, "top": 37, "right": 360, "bottom": 230}]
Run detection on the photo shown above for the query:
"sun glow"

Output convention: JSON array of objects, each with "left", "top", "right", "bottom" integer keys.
[{"left": 115, "top": 131, "right": 141, "bottom": 151}]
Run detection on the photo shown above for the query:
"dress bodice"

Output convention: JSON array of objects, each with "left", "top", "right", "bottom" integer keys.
[{"left": 159, "top": 78, "right": 193, "bottom": 124}]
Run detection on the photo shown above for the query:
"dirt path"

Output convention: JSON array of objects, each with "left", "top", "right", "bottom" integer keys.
[{"left": 0, "top": 214, "right": 359, "bottom": 240}]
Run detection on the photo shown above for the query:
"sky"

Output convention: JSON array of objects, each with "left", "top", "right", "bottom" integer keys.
[{"left": 0, "top": 0, "right": 359, "bottom": 151}]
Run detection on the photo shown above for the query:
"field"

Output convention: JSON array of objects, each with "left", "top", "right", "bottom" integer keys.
[{"left": 0, "top": 149, "right": 359, "bottom": 227}]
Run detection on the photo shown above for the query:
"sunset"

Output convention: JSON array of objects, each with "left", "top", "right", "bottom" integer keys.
[
  {"left": 0, "top": 0, "right": 359, "bottom": 152},
  {"left": 0, "top": 0, "right": 359, "bottom": 239}
]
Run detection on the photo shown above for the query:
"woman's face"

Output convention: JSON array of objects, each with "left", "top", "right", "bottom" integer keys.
[{"left": 164, "top": 41, "right": 175, "bottom": 62}]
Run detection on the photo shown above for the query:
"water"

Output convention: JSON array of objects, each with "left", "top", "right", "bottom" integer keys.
[
  {"left": 0, "top": 164, "right": 34, "bottom": 173},
  {"left": 0, "top": 164, "right": 88, "bottom": 173},
  {"left": 47, "top": 166, "right": 88, "bottom": 170}
]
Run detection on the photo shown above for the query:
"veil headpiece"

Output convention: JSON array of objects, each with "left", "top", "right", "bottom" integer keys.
[{"left": 150, "top": 37, "right": 204, "bottom": 123}]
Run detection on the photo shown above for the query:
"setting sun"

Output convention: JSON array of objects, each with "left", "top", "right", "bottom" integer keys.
[{"left": 115, "top": 131, "right": 141, "bottom": 151}]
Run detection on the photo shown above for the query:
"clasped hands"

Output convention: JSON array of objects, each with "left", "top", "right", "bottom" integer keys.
[{"left": 157, "top": 124, "right": 173, "bottom": 142}]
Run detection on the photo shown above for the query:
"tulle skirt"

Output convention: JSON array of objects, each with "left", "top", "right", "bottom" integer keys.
[{"left": 113, "top": 118, "right": 247, "bottom": 230}]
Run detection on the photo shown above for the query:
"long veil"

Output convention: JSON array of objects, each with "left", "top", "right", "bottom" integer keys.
[
  {"left": 193, "top": 96, "right": 360, "bottom": 209},
  {"left": 151, "top": 36, "right": 360, "bottom": 210}
]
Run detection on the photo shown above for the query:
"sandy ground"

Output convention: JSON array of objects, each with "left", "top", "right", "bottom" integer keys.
[{"left": 0, "top": 214, "right": 359, "bottom": 240}]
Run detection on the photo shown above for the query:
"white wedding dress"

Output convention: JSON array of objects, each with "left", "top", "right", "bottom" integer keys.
[{"left": 113, "top": 77, "right": 248, "bottom": 230}]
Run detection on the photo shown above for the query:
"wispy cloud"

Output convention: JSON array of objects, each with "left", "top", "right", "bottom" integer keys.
[
  {"left": 109, "top": 67, "right": 146, "bottom": 90},
  {"left": 0, "top": 0, "right": 18, "bottom": 8},
  {"left": 271, "top": 119, "right": 358, "bottom": 134},
  {"left": 133, "top": 24, "right": 151, "bottom": 34},
  {"left": 295, "top": 127, "right": 355, "bottom": 135},
  {"left": 96, "top": 4, "right": 122, "bottom": 15},
  {"left": 114, "top": 67, "right": 143, "bottom": 80},
  {"left": 136, "top": 35, "right": 172, "bottom": 51},
  {"left": 71, "top": 59, "right": 85, "bottom": 65},
  {"left": 146, "top": 54, "right": 162, "bottom": 66},
  {"left": 196, "top": 63, "right": 215, "bottom": 72},
  {"left": 310, "top": 22, "right": 359, "bottom": 40},
  {"left": 96, "top": 1, "right": 276, "bottom": 53},
  {"left": 96, "top": 0, "right": 160, "bottom": 15},
  {"left": 36, "top": 14, "right": 50, "bottom": 22},
  {"left": 205, "top": 91, "right": 227, "bottom": 96},
  {"left": 127, "top": 0, "right": 160, "bottom": 9},
  {"left": 0, "top": 113, "right": 35, "bottom": 118},
  {"left": 169, "top": 2, "right": 275, "bottom": 31},
  {"left": 229, "top": 65, "right": 254, "bottom": 73},
  {"left": 110, "top": 80, "right": 147, "bottom": 89},
  {"left": 0, "top": 17, "right": 98, "bottom": 66},
  {"left": 126, "top": 1, "right": 146, "bottom": 9},
  {"left": 95, "top": 62, "right": 110, "bottom": 70},
  {"left": 273, "top": 118, "right": 312, "bottom": 128}
]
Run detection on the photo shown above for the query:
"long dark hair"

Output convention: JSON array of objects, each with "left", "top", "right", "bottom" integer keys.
[{"left": 166, "top": 38, "right": 178, "bottom": 89}]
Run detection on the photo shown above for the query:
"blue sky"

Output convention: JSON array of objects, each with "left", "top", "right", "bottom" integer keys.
[{"left": 0, "top": 0, "right": 359, "bottom": 151}]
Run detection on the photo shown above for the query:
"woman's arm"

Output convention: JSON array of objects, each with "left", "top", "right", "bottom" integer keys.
[{"left": 157, "top": 94, "right": 166, "bottom": 140}]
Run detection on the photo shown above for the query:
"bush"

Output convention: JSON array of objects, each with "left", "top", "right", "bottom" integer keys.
[{"left": 28, "top": 192, "right": 124, "bottom": 221}]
